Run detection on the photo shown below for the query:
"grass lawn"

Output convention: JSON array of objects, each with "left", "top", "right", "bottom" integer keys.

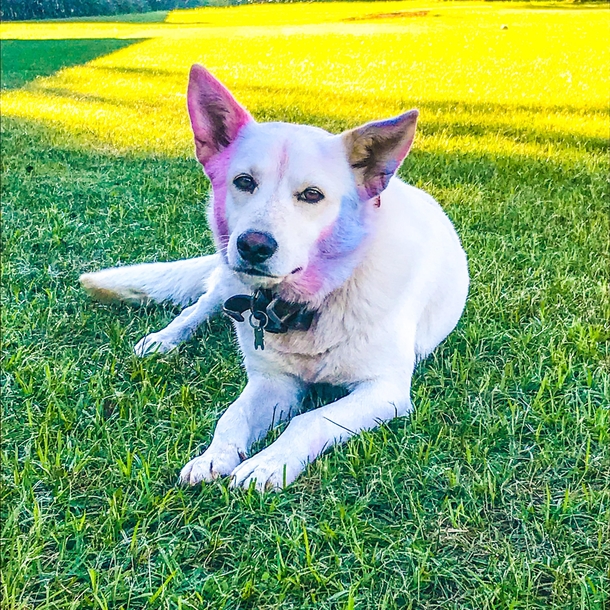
[{"left": 1, "top": 1, "right": 609, "bottom": 608}]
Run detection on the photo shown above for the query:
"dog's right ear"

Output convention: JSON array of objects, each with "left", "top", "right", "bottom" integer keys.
[{"left": 187, "top": 64, "right": 253, "bottom": 166}]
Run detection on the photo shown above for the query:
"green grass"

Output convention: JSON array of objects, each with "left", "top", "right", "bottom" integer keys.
[
  {"left": 44, "top": 11, "right": 171, "bottom": 23},
  {"left": 0, "top": 39, "right": 144, "bottom": 90},
  {"left": 1, "top": 2, "right": 609, "bottom": 608}
]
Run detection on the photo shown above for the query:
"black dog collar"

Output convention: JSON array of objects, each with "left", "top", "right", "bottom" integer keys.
[{"left": 223, "top": 288, "right": 315, "bottom": 350}]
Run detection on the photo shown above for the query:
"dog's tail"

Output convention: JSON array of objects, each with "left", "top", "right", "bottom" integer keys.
[{"left": 79, "top": 254, "right": 220, "bottom": 306}]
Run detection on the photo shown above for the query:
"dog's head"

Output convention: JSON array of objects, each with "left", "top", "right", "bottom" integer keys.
[{"left": 187, "top": 64, "right": 418, "bottom": 303}]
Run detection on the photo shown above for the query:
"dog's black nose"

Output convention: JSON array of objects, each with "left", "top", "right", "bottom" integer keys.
[{"left": 236, "top": 231, "right": 278, "bottom": 264}]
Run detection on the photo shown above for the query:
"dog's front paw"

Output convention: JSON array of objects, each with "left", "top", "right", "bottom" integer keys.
[
  {"left": 179, "top": 444, "right": 245, "bottom": 485},
  {"left": 134, "top": 332, "right": 179, "bottom": 357},
  {"left": 229, "top": 448, "right": 305, "bottom": 492}
]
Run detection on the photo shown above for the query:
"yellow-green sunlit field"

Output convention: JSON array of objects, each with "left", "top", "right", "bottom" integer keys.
[{"left": 2, "top": 2, "right": 609, "bottom": 608}]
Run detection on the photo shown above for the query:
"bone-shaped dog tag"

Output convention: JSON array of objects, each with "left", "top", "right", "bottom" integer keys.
[
  {"left": 249, "top": 312, "right": 268, "bottom": 351},
  {"left": 253, "top": 325, "right": 265, "bottom": 350}
]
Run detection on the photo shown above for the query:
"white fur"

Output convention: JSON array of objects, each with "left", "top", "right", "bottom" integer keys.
[
  {"left": 81, "top": 74, "right": 468, "bottom": 492},
  {"left": 81, "top": 254, "right": 220, "bottom": 306}
]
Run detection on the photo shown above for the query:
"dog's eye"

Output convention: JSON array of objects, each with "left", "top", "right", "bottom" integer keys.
[
  {"left": 233, "top": 174, "right": 257, "bottom": 193},
  {"left": 298, "top": 187, "right": 325, "bottom": 204}
]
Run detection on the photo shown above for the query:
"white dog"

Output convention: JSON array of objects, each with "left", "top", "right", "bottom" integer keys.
[{"left": 80, "top": 65, "right": 469, "bottom": 491}]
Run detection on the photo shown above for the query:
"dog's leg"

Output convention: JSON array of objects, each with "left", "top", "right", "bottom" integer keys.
[
  {"left": 133, "top": 265, "right": 224, "bottom": 356},
  {"left": 180, "top": 374, "right": 306, "bottom": 485},
  {"left": 230, "top": 376, "right": 413, "bottom": 491}
]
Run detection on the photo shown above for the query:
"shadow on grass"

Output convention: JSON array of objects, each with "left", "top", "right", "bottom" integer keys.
[
  {"left": 0, "top": 39, "right": 146, "bottom": 90},
  {"left": 2, "top": 112, "right": 605, "bottom": 275},
  {"left": 43, "top": 10, "right": 169, "bottom": 23}
]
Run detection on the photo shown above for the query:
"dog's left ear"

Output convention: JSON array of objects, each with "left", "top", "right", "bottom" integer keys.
[
  {"left": 187, "top": 64, "right": 253, "bottom": 167},
  {"left": 342, "top": 110, "right": 419, "bottom": 200}
]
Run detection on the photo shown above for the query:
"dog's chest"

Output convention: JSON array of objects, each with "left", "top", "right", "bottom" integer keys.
[
  {"left": 263, "top": 333, "right": 365, "bottom": 386},
  {"left": 238, "top": 283, "right": 393, "bottom": 385}
]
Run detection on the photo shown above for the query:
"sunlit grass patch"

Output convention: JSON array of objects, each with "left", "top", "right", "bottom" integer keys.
[
  {"left": 1, "top": 2, "right": 609, "bottom": 608},
  {"left": 1, "top": 1, "right": 608, "bottom": 158}
]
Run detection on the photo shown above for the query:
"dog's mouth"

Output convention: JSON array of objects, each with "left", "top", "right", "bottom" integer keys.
[
  {"left": 233, "top": 266, "right": 303, "bottom": 279},
  {"left": 233, "top": 266, "right": 284, "bottom": 279}
]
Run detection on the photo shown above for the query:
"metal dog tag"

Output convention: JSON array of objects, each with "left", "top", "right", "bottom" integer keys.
[
  {"left": 253, "top": 326, "right": 265, "bottom": 350},
  {"left": 249, "top": 312, "right": 268, "bottom": 350}
]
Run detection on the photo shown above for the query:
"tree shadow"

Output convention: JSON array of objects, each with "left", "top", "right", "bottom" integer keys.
[
  {"left": 44, "top": 11, "right": 169, "bottom": 23},
  {"left": 0, "top": 39, "right": 146, "bottom": 90},
  {"left": 3, "top": 112, "right": 605, "bottom": 269}
]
